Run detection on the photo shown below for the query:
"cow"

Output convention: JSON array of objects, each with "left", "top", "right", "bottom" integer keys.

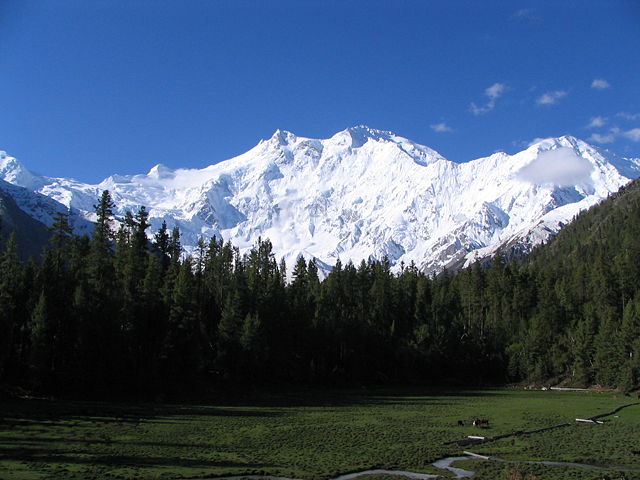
[{"left": 473, "top": 418, "right": 489, "bottom": 427}]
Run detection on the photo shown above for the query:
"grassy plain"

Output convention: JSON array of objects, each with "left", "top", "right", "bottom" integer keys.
[{"left": 0, "top": 388, "right": 638, "bottom": 480}]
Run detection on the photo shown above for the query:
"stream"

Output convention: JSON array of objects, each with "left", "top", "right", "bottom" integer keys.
[{"left": 203, "top": 453, "right": 640, "bottom": 480}]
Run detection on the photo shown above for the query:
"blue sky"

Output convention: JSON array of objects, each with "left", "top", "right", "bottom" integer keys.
[{"left": 1, "top": 0, "right": 639, "bottom": 183}]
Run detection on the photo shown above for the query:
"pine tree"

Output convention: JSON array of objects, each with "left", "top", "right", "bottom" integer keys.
[
  {"left": 619, "top": 295, "right": 640, "bottom": 390},
  {"left": 163, "top": 257, "right": 200, "bottom": 385},
  {"left": 593, "top": 308, "right": 624, "bottom": 387},
  {"left": 81, "top": 190, "right": 119, "bottom": 392},
  {"left": 568, "top": 314, "right": 597, "bottom": 386},
  {"left": 0, "top": 233, "right": 24, "bottom": 381},
  {"left": 93, "top": 190, "right": 116, "bottom": 248},
  {"left": 169, "top": 226, "right": 181, "bottom": 263},
  {"left": 153, "top": 220, "right": 171, "bottom": 270},
  {"left": 28, "top": 291, "right": 52, "bottom": 385},
  {"left": 216, "top": 289, "right": 244, "bottom": 378},
  {"left": 49, "top": 210, "right": 73, "bottom": 250}
]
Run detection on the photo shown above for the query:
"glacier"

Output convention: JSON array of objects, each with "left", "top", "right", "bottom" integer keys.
[{"left": 1, "top": 127, "right": 639, "bottom": 274}]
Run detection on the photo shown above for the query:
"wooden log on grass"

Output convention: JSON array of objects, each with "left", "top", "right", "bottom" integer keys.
[
  {"left": 463, "top": 451, "right": 490, "bottom": 460},
  {"left": 576, "top": 418, "right": 604, "bottom": 424}
]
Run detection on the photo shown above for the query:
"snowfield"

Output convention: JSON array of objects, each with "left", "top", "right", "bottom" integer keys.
[{"left": 1, "top": 127, "right": 639, "bottom": 274}]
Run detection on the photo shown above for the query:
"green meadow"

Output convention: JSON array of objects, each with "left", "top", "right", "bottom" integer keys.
[{"left": 1, "top": 388, "right": 638, "bottom": 480}]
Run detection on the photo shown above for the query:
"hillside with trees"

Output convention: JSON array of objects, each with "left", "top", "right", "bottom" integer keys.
[{"left": 0, "top": 181, "right": 639, "bottom": 396}]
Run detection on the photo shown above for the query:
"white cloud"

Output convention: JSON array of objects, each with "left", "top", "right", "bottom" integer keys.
[
  {"left": 527, "top": 137, "right": 547, "bottom": 147},
  {"left": 587, "top": 116, "right": 606, "bottom": 128},
  {"left": 536, "top": 90, "right": 567, "bottom": 105},
  {"left": 617, "top": 112, "right": 640, "bottom": 121},
  {"left": 512, "top": 8, "right": 539, "bottom": 20},
  {"left": 588, "top": 126, "right": 640, "bottom": 144},
  {"left": 591, "top": 78, "right": 611, "bottom": 89},
  {"left": 470, "top": 82, "right": 506, "bottom": 115},
  {"left": 589, "top": 132, "right": 616, "bottom": 144},
  {"left": 470, "top": 103, "right": 488, "bottom": 115},
  {"left": 517, "top": 147, "right": 593, "bottom": 186},
  {"left": 623, "top": 128, "right": 640, "bottom": 142},
  {"left": 430, "top": 122, "right": 453, "bottom": 133},
  {"left": 485, "top": 83, "right": 506, "bottom": 100}
]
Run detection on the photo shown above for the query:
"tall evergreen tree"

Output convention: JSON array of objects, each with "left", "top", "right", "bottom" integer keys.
[{"left": 0, "top": 234, "right": 24, "bottom": 381}]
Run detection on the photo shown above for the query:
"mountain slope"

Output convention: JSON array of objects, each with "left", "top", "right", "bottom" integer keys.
[
  {"left": 0, "top": 180, "right": 51, "bottom": 259},
  {"left": 1, "top": 128, "right": 639, "bottom": 273}
]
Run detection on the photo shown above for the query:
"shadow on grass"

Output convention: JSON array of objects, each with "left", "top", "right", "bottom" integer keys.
[
  {"left": 0, "top": 387, "right": 510, "bottom": 438},
  {"left": 0, "top": 445, "right": 268, "bottom": 469},
  {"left": 200, "top": 386, "right": 510, "bottom": 409},
  {"left": 0, "top": 400, "right": 284, "bottom": 430},
  {"left": 1, "top": 436, "right": 216, "bottom": 449}
]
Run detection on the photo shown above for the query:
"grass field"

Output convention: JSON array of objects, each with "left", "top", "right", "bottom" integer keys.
[{"left": 1, "top": 387, "right": 638, "bottom": 480}]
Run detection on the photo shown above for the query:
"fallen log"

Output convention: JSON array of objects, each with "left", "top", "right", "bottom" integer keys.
[
  {"left": 576, "top": 418, "right": 604, "bottom": 424},
  {"left": 462, "top": 451, "right": 490, "bottom": 460}
]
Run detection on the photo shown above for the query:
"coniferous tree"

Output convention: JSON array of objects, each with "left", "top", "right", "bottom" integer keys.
[
  {"left": 82, "top": 190, "right": 118, "bottom": 391},
  {"left": 137, "top": 253, "right": 165, "bottom": 389},
  {"left": 593, "top": 309, "right": 624, "bottom": 387},
  {"left": 620, "top": 294, "right": 640, "bottom": 390},
  {"left": 163, "top": 257, "right": 200, "bottom": 385},
  {"left": 216, "top": 289, "right": 244, "bottom": 379},
  {"left": 0, "top": 234, "right": 24, "bottom": 381},
  {"left": 28, "top": 291, "right": 51, "bottom": 385},
  {"left": 153, "top": 220, "right": 171, "bottom": 270}
]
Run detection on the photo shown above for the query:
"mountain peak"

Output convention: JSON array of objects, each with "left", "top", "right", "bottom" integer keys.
[
  {"left": 330, "top": 125, "right": 396, "bottom": 148},
  {"left": 346, "top": 125, "right": 394, "bottom": 136},
  {"left": 528, "top": 135, "right": 585, "bottom": 152},
  {"left": 147, "top": 163, "right": 175, "bottom": 179},
  {"left": 0, "top": 152, "right": 24, "bottom": 171},
  {"left": 268, "top": 129, "right": 297, "bottom": 146},
  {"left": 0, "top": 152, "right": 43, "bottom": 190}
]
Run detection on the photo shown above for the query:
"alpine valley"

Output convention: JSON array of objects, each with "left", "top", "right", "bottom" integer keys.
[{"left": 1, "top": 126, "right": 639, "bottom": 272}]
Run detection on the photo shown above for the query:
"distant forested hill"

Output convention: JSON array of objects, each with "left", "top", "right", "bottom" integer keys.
[{"left": 505, "top": 178, "right": 640, "bottom": 387}]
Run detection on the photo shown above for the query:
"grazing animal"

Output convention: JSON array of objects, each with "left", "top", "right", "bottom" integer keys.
[
  {"left": 457, "top": 420, "right": 465, "bottom": 426},
  {"left": 473, "top": 418, "right": 489, "bottom": 427}
]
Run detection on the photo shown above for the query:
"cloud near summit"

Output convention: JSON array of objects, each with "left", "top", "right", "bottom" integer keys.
[{"left": 517, "top": 147, "right": 593, "bottom": 186}]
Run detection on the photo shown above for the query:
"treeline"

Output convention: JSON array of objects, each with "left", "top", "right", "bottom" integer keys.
[{"left": 0, "top": 183, "right": 639, "bottom": 396}]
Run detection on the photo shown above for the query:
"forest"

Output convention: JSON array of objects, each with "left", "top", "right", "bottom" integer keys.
[{"left": 0, "top": 180, "right": 639, "bottom": 396}]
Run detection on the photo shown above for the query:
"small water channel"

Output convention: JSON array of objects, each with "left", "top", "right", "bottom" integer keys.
[
  {"left": 203, "top": 453, "right": 640, "bottom": 480},
  {"left": 199, "top": 456, "right": 476, "bottom": 480}
]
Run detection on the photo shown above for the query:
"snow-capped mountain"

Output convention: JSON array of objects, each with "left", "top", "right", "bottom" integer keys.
[
  {"left": 1, "top": 127, "right": 639, "bottom": 273},
  {"left": 0, "top": 159, "right": 94, "bottom": 237}
]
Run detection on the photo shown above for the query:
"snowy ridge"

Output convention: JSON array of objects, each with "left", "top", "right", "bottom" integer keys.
[{"left": 1, "top": 127, "right": 638, "bottom": 274}]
